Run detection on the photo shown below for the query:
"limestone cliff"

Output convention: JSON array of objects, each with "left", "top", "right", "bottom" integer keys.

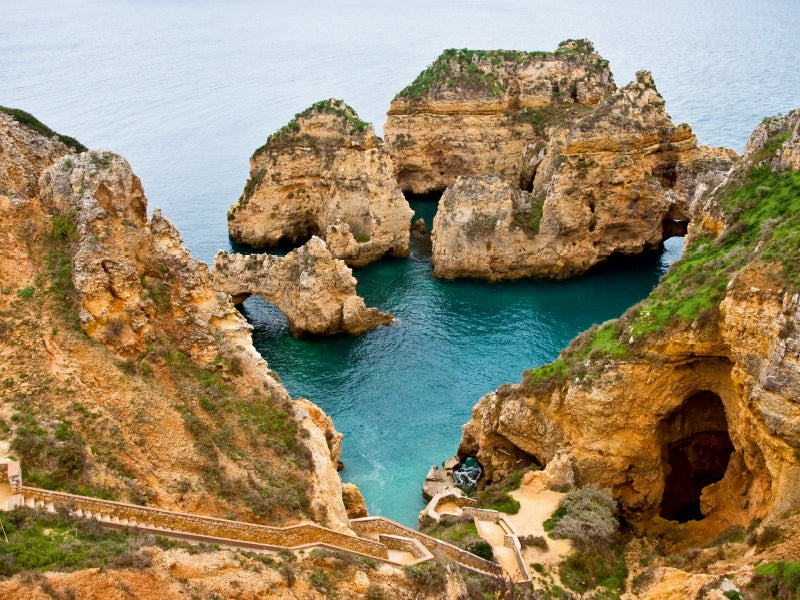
[
  {"left": 0, "top": 111, "right": 352, "bottom": 531},
  {"left": 385, "top": 39, "right": 615, "bottom": 194},
  {"left": 0, "top": 108, "right": 86, "bottom": 199},
  {"left": 227, "top": 99, "right": 413, "bottom": 266},
  {"left": 431, "top": 71, "right": 738, "bottom": 280},
  {"left": 458, "top": 110, "right": 800, "bottom": 542},
  {"left": 212, "top": 239, "right": 393, "bottom": 336}
]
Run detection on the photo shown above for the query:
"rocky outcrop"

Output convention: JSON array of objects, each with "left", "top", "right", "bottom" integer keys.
[
  {"left": 0, "top": 108, "right": 85, "bottom": 198},
  {"left": 0, "top": 112, "right": 355, "bottom": 532},
  {"left": 431, "top": 71, "right": 738, "bottom": 280},
  {"left": 227, "top": 99, "right": 413, "bottom": 266},
  {"left": 457, "top": 111, "right": 800, "bottom": 538},
  {"left": 385, "top": 40, "right": 615, "bottom": 194},
  {"left": 211, "top": 238, "right": 393, "bottom": 336}
]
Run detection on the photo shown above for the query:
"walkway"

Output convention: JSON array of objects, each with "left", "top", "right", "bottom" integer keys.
[{"left": 5, "top": 486, "right": 501, "bottom": 577}]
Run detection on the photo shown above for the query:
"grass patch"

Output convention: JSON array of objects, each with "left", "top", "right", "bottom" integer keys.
[
  {"left": 559, "top": 545, "right": 628, "bottom": 596},
  {"left": 749, "top": 560, "right": 800, "bottom": 599},
  {"left": 0, "top": 507, "right": 152, "bottom": 576},
  {"left": 0, "top": 105, "right": 87, "bottom": 152},
  {"left": 475, "top": 488, "right": 520, "bottom": 514},
  {"left": 255, "top": 98, "right": 370, "bottom": 156}
]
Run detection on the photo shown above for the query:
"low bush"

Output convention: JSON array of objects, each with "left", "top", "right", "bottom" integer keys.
[
  {"left": 475, "top": 488, "right": 520, "bottom": 514},
  {"left": 548, "top": 484, "right": 618, "bottom": 550},
  {"left": 404, "top": 560, "right": 447, "bottom": 594},
  {"left": 749, "top": 560, "right": 800, "bottom": 599},
  {"left": 0, "top": 507, "right": 152, "bottom": 576}
]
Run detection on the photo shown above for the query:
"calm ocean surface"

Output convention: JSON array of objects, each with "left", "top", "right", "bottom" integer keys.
[{"left": 3, "top": 0, "right": 799, "bottom": 526}]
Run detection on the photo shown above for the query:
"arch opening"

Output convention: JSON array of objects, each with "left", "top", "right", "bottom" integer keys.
[{"left": 658, "top": 390, "right": 734, "bottom": 523}]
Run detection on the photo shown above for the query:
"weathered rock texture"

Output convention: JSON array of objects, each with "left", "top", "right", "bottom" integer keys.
[
  {"left": 227, "top": 99, "right": 413, "bottom": 265},
  {"left": 458, "top": 110, "right": 800, "bottom": 539},
  {"left": 211, "top": 238, "right": 392, "bottom": 336},
  {"left": 430, "top": 70, "right": 738, "bottom": 280},
  {"left": 0, "top": 108, "right": 86, "bottom": 199},
  {"left": 386, "top": 40, "right": 614, "bottom": 195},
  {"left": 0, "top": 112, "right": 353, "bottom": 532}
]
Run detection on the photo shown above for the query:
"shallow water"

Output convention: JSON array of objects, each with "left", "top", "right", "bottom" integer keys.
[{"left": 3, "top": 0, "right": 799, "bottom": 525}]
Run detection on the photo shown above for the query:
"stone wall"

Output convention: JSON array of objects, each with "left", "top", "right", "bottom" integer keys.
[
  {"left": 350, "top": 516, "right": 502, "bottom": 576},
  {"left": 20, "top": 487, "right": 387, "bottom": 559}
]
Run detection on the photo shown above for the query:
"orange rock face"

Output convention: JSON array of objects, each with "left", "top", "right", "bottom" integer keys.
[
  {"left": 227, "top": 99, "right": 413, "bottom": 266},
  {"left": 458, "top": 111, "right": 800, "bottom": 538}
]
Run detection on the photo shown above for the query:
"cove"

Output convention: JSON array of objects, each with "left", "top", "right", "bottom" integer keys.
[{"left": 245, "top": 199, "right": 684, "bottom": 527}]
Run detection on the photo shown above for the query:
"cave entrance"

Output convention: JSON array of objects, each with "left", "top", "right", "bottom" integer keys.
[{"left": 659, "top": 391, "right": 734, "bottom": 523}]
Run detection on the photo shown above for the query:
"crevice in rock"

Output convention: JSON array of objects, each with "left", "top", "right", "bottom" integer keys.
[{"left": 658, "top": 390, "right": 734, "bottom": 523}]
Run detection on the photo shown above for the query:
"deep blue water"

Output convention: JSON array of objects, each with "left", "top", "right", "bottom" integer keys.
[{"left": 3, "top": 0, "right": 799, "bottom": 526}]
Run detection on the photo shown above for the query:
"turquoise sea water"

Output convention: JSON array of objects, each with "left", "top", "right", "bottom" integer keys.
[{"left": 3, "top": 1, "right": 799, "bottom": 526}]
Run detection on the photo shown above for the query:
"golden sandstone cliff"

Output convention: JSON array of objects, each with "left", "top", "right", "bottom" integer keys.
[
  {"left": 385, "top": 40, "right": 614, "bottom": 195},
  {"left": 391, "top": 50, "right": 739, "bottom": 280},
  {"left": 458, "top": 109, "right": 800, "bottom": 555},
  {"left": 0, "top": 109, "right": 352, "bottom": 532},
  {"left": 227, "top": 99, "right": 413, "bottom": 266}
]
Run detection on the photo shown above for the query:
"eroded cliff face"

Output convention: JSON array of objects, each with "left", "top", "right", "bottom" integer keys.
[
  {"left": 0, "top": 112, "right": 352, "bottom": 531},
  {"left": 431, "top": 71, "right": 738, "bottom": 280},
  {"left": 385, "top": 40, "right": 614, "bottom": 195},
  {"left": 227, "top": 99, "right": 413, "bottom": 266},
  {"left": 458, "top": 110, "right": 800, "bottom": 540},
  {"left": 212, "top": 239, "right": 393, "bottom": 337}
]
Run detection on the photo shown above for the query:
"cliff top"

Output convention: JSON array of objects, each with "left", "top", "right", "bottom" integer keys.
[
  {"left": 253, "top": 98, "right": 372, "bottom": 158},
  {"left": 393, "top": 38, "right": 613, "bottom": 104},
  {"left": 0, "top": 105, "right": 87, "bottom": 153},
  {"left": 527, "top": 109, "right": 800, "bottom": 389}
]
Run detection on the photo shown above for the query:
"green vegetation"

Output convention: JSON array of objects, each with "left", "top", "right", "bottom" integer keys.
[
  {"left": 395, "top": 40, "right": 604, "bottom": 101},
  {"left": 632, "top": 165, "right": 800, "bottom": 338},
  {"left": 404, "top": 559, "right": 448, "bottom": 594},
  {"left": 419, "top": 513, "right": 494, "bottom": 560},
  {"left": 749, "top": 561, "right": 800, "bottom": 599},
  {"left": 0, "top": 506, "right": 154, "bottom": 576},
  {"left": 239, "top": 167, "right": 267, "bottom": 204},
  {"left": 395, "top": 48, "right": 543, "bottom": 100},
  {"left": 542, "top": 485, "right": 626, "bottom": 597},
  {"left": 524, "top": 151, "right": 800, "bottom": 393},
  {"left": 547, "top": 485, "right": 618, "bottom": 550},
  {"left": 44, "top": 212, "right": 81, "bottom": 329},
  {"left": 559, "top": 545, "right": 628, "bottom": 597},
  {"left": 16, "top": 285, "right": 35, "bottom": 299},
  {"left": 254, "top": 98, "right": 370, "bottom": 156},
  {"left": 10, "top": 410, "right": 87, "bottom": 492},
  {"left": 0, "top": 105, "right": 87, "bottom": 152},
  {"left": 514, "top": 103, "right": 594, "bottom": 137}
]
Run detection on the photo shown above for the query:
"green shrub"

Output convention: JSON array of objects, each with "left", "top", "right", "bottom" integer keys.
[
  {"left": 750, "top": 560, "right": 800, "bottom": 598},
  {"left": 559, "top": 545, "right": 628, "bottom": 595},
  {"left": 404, "top": 560, "right": 447, "bottom": 594},
  {"left": 16, "top": 285, "right": 35, "bottom": 299},
  {"left": 475, "top": 488, "right": 520, "bottom": 514},
  {"left": 549, "top": 485, "right": 618, "bottom": 550},
  {"left": 0, "top": 507, "right": 152, "bottom": 576},
  {"left": 465, "top": 540, "right": 494, "bottom": 561},
  {"left": 0, "top": 106, "right": 87, "bottom": 151}
]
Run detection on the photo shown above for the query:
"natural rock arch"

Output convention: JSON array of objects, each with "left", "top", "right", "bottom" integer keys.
[{"left": 212, "top": 237, "right": 392, "bottom": 337}]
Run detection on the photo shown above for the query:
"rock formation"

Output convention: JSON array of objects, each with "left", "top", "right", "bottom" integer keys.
[
  {"left": 212, "top": 239, "right": 392, "bottom": 336},
  {"left": 385, "top": 39, "right": 615, "bottom": 195},
  {"left": 0, "top": 111, "right": 354, "bottom": 532},
  {"left": 227, "top": 99, "right": 413, "bottom": 266},
  {"left": 0, "top": 107, "right": 86, "bottom": 199},
  {"left": 430, "top": 71, "right": 738, "bottom": 280},
  {"left": 458, "top": 110, "right": 800, "bottom": 540}
]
